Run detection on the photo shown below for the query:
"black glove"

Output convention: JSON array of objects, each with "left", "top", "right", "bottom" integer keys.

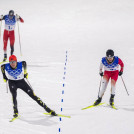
[
  {"left": 3, "top": 77, "right": 8, "bottom": 82},
  {"left": 119, "top": 71, "right": 123, "bottom": 76},
  {"left": 99, "top": 72, "right": 103, "bottom": 76},
  {"left": 24, "top": 73, "right": 28, "bottom": 79}
]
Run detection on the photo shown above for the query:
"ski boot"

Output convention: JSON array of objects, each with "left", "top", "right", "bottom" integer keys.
[
  {"left": 13, "top": 106, "right": 18, "bottom": 117},
  {"left": 109, "top": 94, "right": 115, "bottom": 106},
  {"left": 50, "top": 110, "right": 57, "bottom": 116},
  {"left": 3, "top": 54, "right": 7, "bottom": 62},
  {"left": 94, "top": 97, "right": 102, "bottom": 106},
  {"left": 13, "top": 112, "right": 18, "bottom": 118},
  {"left": 44, "top": 105, "right": 57, "bottom": 116}
]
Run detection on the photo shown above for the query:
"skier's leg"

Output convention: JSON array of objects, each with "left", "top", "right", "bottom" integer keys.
[
  {"left": 18, "top": 79, "right": 56, "bottom": 115},
  {"left": 110, "top": 71, "right": 119, "bottom": 105},
  {"left": 8, "top": 80, "right": 18, "bottom": 117},
  {"left": 9, "top": 31, "right": 15, "bottom": 55},
  {"left": 111, "top": 79, "right": 116, "bottom": 95},
  {"left": 10, "top": 45, "right": 14, "bottom": 55},
  {"left": 94, "top": 72, "right": 110, "bottom": 105},
  {"left": 3, "top": 30, "right": 8, "bottom": 61},
  {"left": 98, "top": 71, "right": 110, "bottom": 98}
]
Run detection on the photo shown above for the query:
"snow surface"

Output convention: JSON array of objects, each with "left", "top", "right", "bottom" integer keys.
[{"left": 0, "top": 0, "right": 134, "bottom": 134}]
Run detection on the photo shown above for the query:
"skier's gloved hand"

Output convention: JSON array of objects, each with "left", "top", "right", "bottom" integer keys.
[
  {"left": 99, "top": 72, "right": 103, "bottom": 76},
  {"left": 16, "top": 14, "right": 20, "bottom": 20},
  {"left": 3, "top": 78, "right": 8, "bottom": 83},
  {"left": 119, "top": 71, "right": 123, "bottom": 76},
  {"left": 0, "top": 15, "right": 3, "bottom": 21},
  {"left": 24, "top": 73, "right": 28, "bottom": 79}
]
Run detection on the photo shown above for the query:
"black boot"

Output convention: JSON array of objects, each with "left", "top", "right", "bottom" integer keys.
[
  {"left": 3, "top": 54, "right": 7, "bottom": 62},
  {"left": 13, "top": 113, "right": 18, "bottom": 118},
  {"left": 110, "top": 94, "right": 115, "bottom": 106},
  {"left": 13, "top": 106, "right": 18, "bottom": 118},
  {"left": 94, "top": 97, "right": 102, "bottom": 106},
  {"left": 50, "top": 110, "right": 57, "bottom": 116},
  {"left": 44, "top": 105, "right": 57, "bottom": 116}
]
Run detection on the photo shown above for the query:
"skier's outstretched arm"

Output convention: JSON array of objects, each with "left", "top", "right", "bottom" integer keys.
[
  {"left": 22, "top": 61, "right": 28, "bottom": 78},
  {"left": 0, "top": 15, "right": 5, "bottom": 21},
  {"left": 99, "top": 62, "right": 104, "bottom": 76},
  {"left": 118, "top": 58, "right": 124, "bottom": 72},
  {"left": 118, "top": 58, "right": 124, "bottom": 76},
  {"left": 1, "top": 64, "right": 8, "bottom": 82},
  {"left": 16, "top": 14, "right": 24, "bottom": 23}
]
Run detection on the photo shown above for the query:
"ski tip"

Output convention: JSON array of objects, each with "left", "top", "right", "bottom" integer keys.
[
  {"left": 81, "top": 103, "right": 105, "bottom": 110},
  {"left": 81, "top": 108, "right": 87, "bottom": 110},
  {"left": 57, "top": 114, "right": 71, "bottom": 118},
  {"left": 43, "top": 113, "right": 71, "bottom": 118},
  {"left": 9, "top": 115, "right": 20, "bottom": 122}
]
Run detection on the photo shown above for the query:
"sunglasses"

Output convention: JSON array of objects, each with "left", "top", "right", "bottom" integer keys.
[
  {"left": 107, "top": 56, "right": 114, "bottom": 59},
  {"left": 10, "top": 61, "right": 16, "bottom": 64}
]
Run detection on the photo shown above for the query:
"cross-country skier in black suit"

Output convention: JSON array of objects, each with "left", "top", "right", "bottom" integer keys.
[{"left": 1, "top": 55, "right": 57, "bottom": 118}]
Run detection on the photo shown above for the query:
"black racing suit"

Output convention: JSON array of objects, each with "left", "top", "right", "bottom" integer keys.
[{"left": 1, "top": 61, "right": 56, "bottom": 116}]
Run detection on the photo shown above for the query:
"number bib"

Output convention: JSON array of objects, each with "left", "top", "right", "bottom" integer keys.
[{"left": 4, "top": 15, "right": 16, "bottom": 31}]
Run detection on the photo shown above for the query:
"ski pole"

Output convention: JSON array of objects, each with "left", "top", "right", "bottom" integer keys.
[
  {"left": 121, "top": 76, "right": 129, "bottom": 96},
  {"left": 17, "top": 18, "right": 22, "bottom": 56},
  {"left": 26, "top": 79, "right": 34, "bottom": 91},
  {"left": 98, "top": 76, "right": 102, "bottom": 97},
  {"left": 6, "top": 81, "right": 8, "bottom": 93}
]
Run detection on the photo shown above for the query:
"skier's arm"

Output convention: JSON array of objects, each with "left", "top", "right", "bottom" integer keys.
[
  {"left": 0, "top": 15, "right": 5, "bottom": 21},
  {"left": 16, "top": 14, "right": 24, "bottom": 23},
  {"left": 19, "top": 16, "right": 24, "bottom": 23},
  {"left": 22, "top": 61, "right": 28, "bottom": 78},
  {"left": 99, "top": 62, "right": 104, "bottom": 76},
  {"left": 118, "top": 58, "right": 124, "bottom": 72},
  {"left": 1, "top": 64, "right": 8, "bottom": 82}
]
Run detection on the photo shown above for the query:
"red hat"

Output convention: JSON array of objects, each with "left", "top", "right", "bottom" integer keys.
[{"left": 9, "top": 55, "right": 17, "bottom": 62}]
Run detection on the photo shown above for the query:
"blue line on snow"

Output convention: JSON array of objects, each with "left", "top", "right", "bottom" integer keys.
[
  {"left": 59, "top": 51, "right": 68, "bottom": 133},
  {"left": 59, "top": 128, "right": 61, "bottom": 132}
]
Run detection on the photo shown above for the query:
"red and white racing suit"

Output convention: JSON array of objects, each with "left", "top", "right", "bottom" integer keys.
[
  {"left": 99, "top": 56, "right": 124, "bottom": 97},
  {"left": 1, "top": 15, "right": 24, "bottom": 54}
]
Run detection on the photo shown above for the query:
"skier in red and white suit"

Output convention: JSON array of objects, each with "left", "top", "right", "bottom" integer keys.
[
  {"left": 94, "top": 49, "right": 124, "bottom": 106},
  {"left": 0, "top": 10, "right": 24, "bottom": 61}
]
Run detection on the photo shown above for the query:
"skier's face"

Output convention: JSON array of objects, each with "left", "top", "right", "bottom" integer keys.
[
  {"left": 10, "top": 61, "right": 17, "bottom": 68},
  {"left": 107, "top": 57, "right": 114, "bottom": 62}
]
